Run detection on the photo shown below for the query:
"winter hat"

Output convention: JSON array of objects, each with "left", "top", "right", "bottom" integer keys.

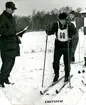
[
  {"left": 5, "top": 1, "right": 17, "bottom": 10},
  {"left": 70, "top": 10, "right": 75, "bottom": 15},
  {"left": 59, "top": 12, "right": 67, "bottom": 20}
]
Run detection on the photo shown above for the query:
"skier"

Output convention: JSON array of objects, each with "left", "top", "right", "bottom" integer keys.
[
  {"left": 46, "top": 12, "right": 76, "bottom": 82},
  {"left": 69, "top": 10, "right": 79, "bottom": 62}
]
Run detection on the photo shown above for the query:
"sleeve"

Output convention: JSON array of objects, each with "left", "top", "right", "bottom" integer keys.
[
  {"left": 69, "top": 23, "right": 77, "bottom": 37},
  {"left": 46, "top": 22, "right": 58, "bottom": 35},
  {"left": 0, "top": 15, "right": 16, "bottom": 36}
]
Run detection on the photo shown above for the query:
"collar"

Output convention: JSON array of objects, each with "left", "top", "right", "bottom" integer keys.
[
  {"left": 59, "top": 21, "right": 67, "bottom": 29},
  {"left": 3, "top": 10, "right": 12, "bottom": 18}
]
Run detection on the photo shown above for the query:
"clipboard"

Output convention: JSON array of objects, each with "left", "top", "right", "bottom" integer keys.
[{"left": 16, "top": 26, "right": 29, "bottom": 35}]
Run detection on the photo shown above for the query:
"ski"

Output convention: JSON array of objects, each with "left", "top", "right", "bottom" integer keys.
[
  {"left": 71, "top": 61, "right": 84, "bottom": 64},
  {"left": 60, "top": 61, "right": 84, "bottom": 66},
  {"left": 81, "top": 80, "right": 86, "bottom": 86},
  {"left": 56, "top": 75, "right": 73, "bottom": 94},
  {"left": 40, "top": 75, "right": 65, "bottom": 95},
  {"left": 0, "top": 82, "right": 15, "bottom": 88},
  {"left": 10, "top": 83, "right": 15, "bottom": 85},
  {"left": 5, "top": 82, "right": 15, "bottom": 85}
]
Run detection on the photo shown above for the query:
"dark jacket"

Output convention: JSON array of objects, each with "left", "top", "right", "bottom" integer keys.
[
  {"left": 46, "top": 21, "right": 76, "bottom": 38},
  {"left": 46, "top": 21, "right": 77, "bottom": 48},
  {"left": 0, "top": 10, "right": 21, "bottom": 57}
]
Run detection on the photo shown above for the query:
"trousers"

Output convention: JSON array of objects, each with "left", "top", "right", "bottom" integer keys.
[
  {"left": 0, "top": 52, "right": 15, "bottom": 83},
  {"left": 53, "top": 40, "right": 72, "bottom": 78}
]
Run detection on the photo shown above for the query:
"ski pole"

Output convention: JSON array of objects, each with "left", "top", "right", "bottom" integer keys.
[
  {"left": 67, "top": 39, "right": 72, "bottom": 88},
  {"left": 42, "top": 34, "right": 48, "bottom": 87},
  {"left": 78, "top": 36, "right": 81, "bottom": 64}
]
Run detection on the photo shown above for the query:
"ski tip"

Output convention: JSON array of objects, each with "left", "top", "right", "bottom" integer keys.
[
  {"left": 82, "top": 70, "right": 85, "bottom": 73},
  {"left": 46, "top": 93, "right": 49, "bottom": 95},
  {"left": 78, "top": 70, "right": 85, "bottom": 74},
  {"left": 40, "top": 91, "right": 43, "bottom": 95},
  {"left": 56, "top": 90, "right": 59, "bottom": 94},
  {"left": 11, "top": 83, "right": 15, "bottom": 85},
  {"left": 81, "top": 80, "right": 83, "bottom": 82},
  {"left": 78, "top": 71, "right": 81, "bottom": 74},
  {"left": 67, "top": 86, "right": 73, "bottom": 89}
]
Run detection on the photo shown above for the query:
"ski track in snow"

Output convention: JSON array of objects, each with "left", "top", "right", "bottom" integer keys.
[{"left": 0, "top": 29, "right": 86, "bottom": 105}]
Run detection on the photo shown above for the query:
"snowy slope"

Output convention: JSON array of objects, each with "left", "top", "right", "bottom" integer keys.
[
  {"left": 0, "top": 89, "right": 11, "bottom": 105},
  {"left": 0, "top": 29, "right": 86, "bottom": 105}
]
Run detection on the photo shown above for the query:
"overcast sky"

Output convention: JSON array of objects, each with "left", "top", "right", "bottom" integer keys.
[{"left": 0, "top": 0, "right": 86, "bottom": 16}]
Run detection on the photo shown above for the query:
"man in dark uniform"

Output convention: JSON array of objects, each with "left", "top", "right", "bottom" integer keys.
[
  {"left": 69, "top": 10, "right": 79, "bottom": 62},
  {"left": 0, "top": 1, "right": 26, "bottom": 87},
  {"left": 46, "top": 12, "right": 76, "bottom": 82}
]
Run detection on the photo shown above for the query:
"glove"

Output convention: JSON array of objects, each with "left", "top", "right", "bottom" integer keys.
[
  {"left": 46, "top": 24, "right": 52, "bottom": 35},
  {"left": 46, "top": 24, "right": 52, "bottom": 31}
]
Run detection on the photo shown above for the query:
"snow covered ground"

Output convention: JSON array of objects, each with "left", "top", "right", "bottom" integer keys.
[{"left": 0, "top": 29, "right": 86, "bottom": 105}]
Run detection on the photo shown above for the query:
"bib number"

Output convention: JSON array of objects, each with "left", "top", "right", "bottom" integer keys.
[{"left": 60, "top": 32, "right": 65, "bottom": 38}]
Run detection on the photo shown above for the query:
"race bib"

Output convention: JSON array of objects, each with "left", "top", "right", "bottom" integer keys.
[{"left": 57, "top": 28, "right": 68, "bottom": 42}]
